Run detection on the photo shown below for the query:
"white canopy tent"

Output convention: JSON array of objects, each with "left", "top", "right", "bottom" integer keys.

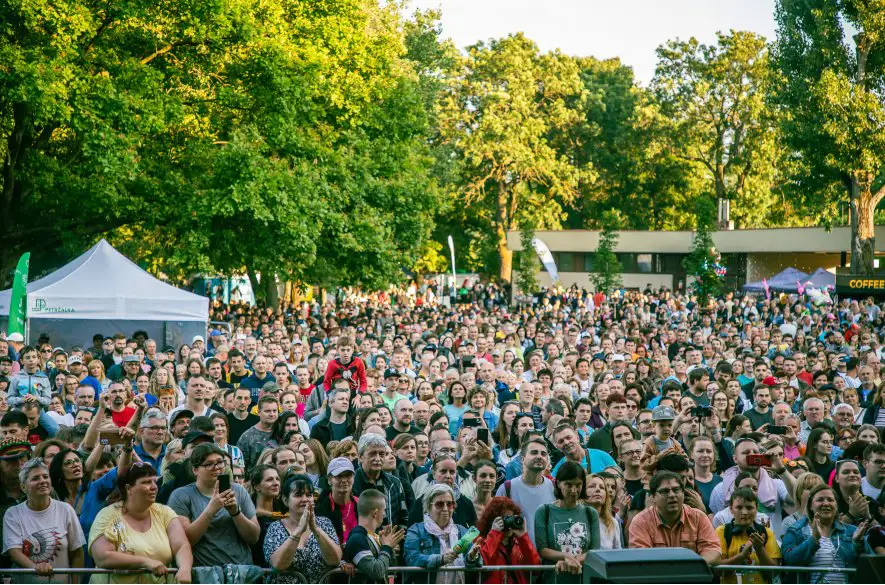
[{"left": 0, "top": 239, "right": 208, "bottom": 347}]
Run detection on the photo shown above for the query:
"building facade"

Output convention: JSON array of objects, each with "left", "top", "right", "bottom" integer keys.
[{"left": 507, "top": 226, "right": 885, "bottom": 291}]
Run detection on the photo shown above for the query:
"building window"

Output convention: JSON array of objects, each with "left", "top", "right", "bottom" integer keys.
[
  {"left": 583, "top": 254, "right": 595, "bottom": 272},
  {"left": 559, "top": 252, "right": 575, "bottom": 272},
  {"left": 637, "top": 254, "right": 653, "bottom": 273}
]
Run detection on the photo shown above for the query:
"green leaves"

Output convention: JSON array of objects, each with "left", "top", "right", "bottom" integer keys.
[
  {"left": 439, "top": 33, "right": 592, "bottom": 282},
  {"left": 773, "top": 0, "right": 885, "bottom": 273}
]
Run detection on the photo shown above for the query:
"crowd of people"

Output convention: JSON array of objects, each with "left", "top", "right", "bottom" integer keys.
[{"left": 0, "top": 281, "right": 884, "bottom": 584}]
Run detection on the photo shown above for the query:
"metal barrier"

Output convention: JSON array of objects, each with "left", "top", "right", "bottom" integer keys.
[
  {"left": 320, "top": 563, "right": 865, "bottom": 584},
  {"left": 319, "top": 565, "right": 569, "bottom": 584},
  {"left": 715, "top": 563, "right": 857, "bottom": 584},
  {"left": 0, "top": 566, "right": 308, "bottom": 583}
]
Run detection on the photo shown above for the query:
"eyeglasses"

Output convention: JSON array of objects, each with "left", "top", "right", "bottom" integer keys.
[
  {"left": 621, "top": 450, "right": 641, "bottom": 457},
  {"left": 145, "top": 425, "right": 167, "bottom": 432},
  {"left": 201, "top": 460, "right": 225, "bottom": 469},
  {"left": 433, "top": 501, "right": 456, "bottom": 510},
  {"left": 63, "top": 458, "right": 81, "bottom": 468},
  {"left": 655, "top": 487, "right": 683, "bottom": 495}
]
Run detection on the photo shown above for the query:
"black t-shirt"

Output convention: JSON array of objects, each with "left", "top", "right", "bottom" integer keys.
[
  {"left": 331, "top": 420, "right": 349, "bottom": 441},
  {"left": 812, "top": 458, "right": 836, "bottom": 482},
  {"left": 228, "top": 412, "right": 260, "bottom": 445},
  {"left": 385, "top": 424, "right": 421, "bottom": 442},
  {"left": 625, "top": 478, "right": 645, "bottom": 497},
  {"left": 228, "top": 371, "right": 251, "bottom": 386}
]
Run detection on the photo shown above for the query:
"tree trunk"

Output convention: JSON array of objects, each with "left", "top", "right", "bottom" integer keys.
[
  {"left": 246, "top": 268, "right": 263, "bottom": 304},
  {"left": 849, "top": 175, "right": 879, "bottom": 276},
  {"left": 265, "top": 274, "right": 280, "bottom": 309},
  {"left": 496, "top": 182, "right": 513, "bottom": 283}
]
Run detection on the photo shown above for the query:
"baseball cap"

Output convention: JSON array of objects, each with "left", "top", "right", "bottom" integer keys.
[
  {"left": 170, "top": 409, "right": 195, "bottom": 425},
  {"left": 327, "top": 457, "right": 355, "bottom": 477},
  {"left": 652, "top": 405, "right": 677, "bottom": 421},
  {"left": 123, "top": 355, "right": 141, "bottom": 363},
  {"left": 0, "top": 439, "right": 32, "bottom": 460},
  {"left": 383, "top": 368, "right": 401, "bottom": 379},
  {"left": 611, "top": 354, "right": 625, "bottom": 362},
  {"left": 7, "top": 333, "right": 23, "bottom": 343},
  {"left": 68, "top": 356, "right": 83, "bottom": 365},
  {"left": 592, "top": 353, "right": 606, "bottom": 362},
  {"left": 193, "top": 335, "right": 205, "bottom": 343},
  {"left": 181, "top": 430, "right": 213, "bottom": 448}
]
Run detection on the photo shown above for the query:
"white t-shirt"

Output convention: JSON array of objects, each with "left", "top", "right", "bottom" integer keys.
[
  {"left": 861, "top": 477, "right": 882, "bottom": 501},
  {"left": 167, "top": 403, "right": 215, "bottom": 422},
  {"left": 495, "top": 476, "right": 555, "bottom": 544},
  {"left": 2, "top": 499, "right": 85, "bottom": 583}
]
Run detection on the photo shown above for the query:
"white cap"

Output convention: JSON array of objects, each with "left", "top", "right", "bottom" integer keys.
[
  {"left": 7, "top": 333, "right": 23, "bottom": 343},
  {"left": 611, "top": 353, "right": 625, "bottom": 362},
  {"left": 192, "top": 335, "right": 205, "bottom": 343}
]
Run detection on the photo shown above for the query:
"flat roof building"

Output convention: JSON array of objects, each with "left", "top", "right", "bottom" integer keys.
[{"left": 507, "top": 226, "right": 885, "bottom": 291}]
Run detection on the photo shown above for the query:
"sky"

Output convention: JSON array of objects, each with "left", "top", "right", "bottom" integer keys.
[{"left": 406, "top": 0, "right": 778, "bottom": 85}]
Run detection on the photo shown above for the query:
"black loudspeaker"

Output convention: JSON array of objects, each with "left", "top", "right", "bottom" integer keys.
[
  {"left": 853, "top": 554, "right": 885, "bottom": 584},
  {"left": 582, "top": 548, "right": 713, "bottom": 583}
]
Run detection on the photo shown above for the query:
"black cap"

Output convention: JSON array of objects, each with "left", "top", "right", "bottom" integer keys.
[
  {"left": 383, "top": 368, "right": 401, "bottom": 379},
  {"left": 181, "top": 430, "right": 213, "bottom": 448},
  {"left": 170, "top": 409, "right": 194, "bottom": 425}
]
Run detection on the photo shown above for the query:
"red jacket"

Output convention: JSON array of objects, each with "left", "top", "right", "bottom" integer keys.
[
  {"left": 479, "top": 530, "right": 541, "bottom": 584},
  {"left": 322, "top": 357, "right": 367, "bottom": 393}
]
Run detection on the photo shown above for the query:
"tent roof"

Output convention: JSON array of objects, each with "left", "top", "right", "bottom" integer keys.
[
  {"left": 0, "top": 239, "right": 208, "bottom": 321},
  {"left": 801, "top": 268, "right": 836, "bottom": 289},
  {"left": 743, "top": 267, "right": 810, "bottom": 293}
]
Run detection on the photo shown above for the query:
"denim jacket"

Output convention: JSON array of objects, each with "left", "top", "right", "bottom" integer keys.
[
  {"left": 781, "top": 516, "right": 862, "bottom": 569},
  {"left": 403, "top": 523, "right": 481, "bottom": 583}
]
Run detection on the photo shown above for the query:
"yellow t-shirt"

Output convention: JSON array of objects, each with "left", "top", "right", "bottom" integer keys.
[
  {"left": 715, "top": 524, "right": 781, "bottom": 584},
  {"left": 88, "top": 503, "right": 178, "bottom": 585}
]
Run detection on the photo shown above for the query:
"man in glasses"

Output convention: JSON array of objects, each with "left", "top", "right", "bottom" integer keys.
[
  {"left": 135, "top": 408, "right": 168, "bottom": 470},
  {"left": 629, "top": 470, "right": 722, "bottom": 565}
]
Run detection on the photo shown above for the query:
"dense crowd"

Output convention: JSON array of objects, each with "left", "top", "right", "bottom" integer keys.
[{"left": 1, "top": 281, "right": 885, "bottom": 584}]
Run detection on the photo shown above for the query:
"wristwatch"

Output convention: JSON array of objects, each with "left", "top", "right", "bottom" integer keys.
[{"left": 229, "top": 507, "right": 241, "bottom": 517}]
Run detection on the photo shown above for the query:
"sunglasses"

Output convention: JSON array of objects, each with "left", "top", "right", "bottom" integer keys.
[{"left": 433, "top": 501, "right": 456, "bottom": 510}]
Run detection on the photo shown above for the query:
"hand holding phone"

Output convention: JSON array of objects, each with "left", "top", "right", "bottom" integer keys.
[
  {"left": 476, "top": 428, "right": 489, "bottom": 446},
  {"left": 218, "top": 474, "right": 231, "bottom": 494}
]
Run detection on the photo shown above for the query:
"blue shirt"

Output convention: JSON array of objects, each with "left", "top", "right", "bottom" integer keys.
[
  {"left": 551, "top": 448, "right": 617, "bottom": 475},
  {"left": 134, "top": 443, "right": 166, "bottom": 471},
  {"left": 80, "top": 468, "right": 119, "bottom": 566}
]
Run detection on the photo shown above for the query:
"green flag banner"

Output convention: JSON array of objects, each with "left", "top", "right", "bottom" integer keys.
[{"left": 8, "top": 252, "right": 30, "bottom": 336}]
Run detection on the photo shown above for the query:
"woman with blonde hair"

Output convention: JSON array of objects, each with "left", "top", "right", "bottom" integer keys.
[
  {"left": 586, "top": 473, "right": 622, "bottom": 550},
  {"left": 86, "top": 358, "right": 111, "bottom": 393},
  {"left": 299, "top": 439, "right": 329, "bottom": 489}
]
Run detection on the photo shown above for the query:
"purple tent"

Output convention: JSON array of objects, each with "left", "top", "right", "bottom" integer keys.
[
  {"left": 801, "top": 268, "right": 836, "bottom": 290},
  {"left": 743, "top": 267, "right": 810, "bottom": 293}
]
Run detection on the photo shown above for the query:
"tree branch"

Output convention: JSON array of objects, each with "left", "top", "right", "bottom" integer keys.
[{"left": 140, "top": 41, "right": 196, "bottom": 65}]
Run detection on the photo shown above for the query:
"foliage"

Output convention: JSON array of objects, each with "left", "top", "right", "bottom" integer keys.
[
  {"left": 515, "top": 224, "right": 541, "bottom": 294},
  {"left": 652, "top": 31, "right": 792, "bottom": 228},
  {"left": 683, "top": 199, "right": 725, "bottom": 305},
  {"left": 590, "top": 210, "right": 622, "bottom": 294},
  {"left": 563, "top": 58, "right": 696, "bottom": 231},
  {"left": 438, "top": 33, "right": 594, "bottom": 283},
  {"left": 772, "top": 0, "right": 885, "bottom": 274},
  {"left": 0, "top": 0, "right": 446, "bottom": 294}
]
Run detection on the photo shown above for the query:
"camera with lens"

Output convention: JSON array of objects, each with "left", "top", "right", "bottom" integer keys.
[
  {"left": 691, "top": 405, "right": 713, "bottom": 418},
  {"left": 502, "top": 515, "right": 524, "bottom": 530}
]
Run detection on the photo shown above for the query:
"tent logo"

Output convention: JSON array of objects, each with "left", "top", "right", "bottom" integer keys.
[{"left": 31, "top": 299, "right": 75, "bottom": 314}]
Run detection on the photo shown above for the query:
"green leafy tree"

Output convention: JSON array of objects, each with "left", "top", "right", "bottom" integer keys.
[
  {"left": 439, "top": 33, "right": 594, "bottom": 283},
  {"left": 1, "top": 0, "right": 445, "bottom": 295},
  {"left": 652, "top": 31, "right": 789, "bottom": 228},
  {"left": 773, "top": 0, "right": 885, "bottom": 275},
  {"left": 683, "top": 199, "right": 725, "bottom": 306},
  {"left": 515, "top": 224, "right": 541, "bottom": 294},
  {"left": 591, "top": 210, "right": 622, "bottom": 294},
  {"left": 564, "top": 57, "right": 696, "bottom": 230}
]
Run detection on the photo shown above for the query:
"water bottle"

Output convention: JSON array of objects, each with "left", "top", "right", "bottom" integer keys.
[{"left": 452, "top": 526, "right": 480, "bottom": 554}]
